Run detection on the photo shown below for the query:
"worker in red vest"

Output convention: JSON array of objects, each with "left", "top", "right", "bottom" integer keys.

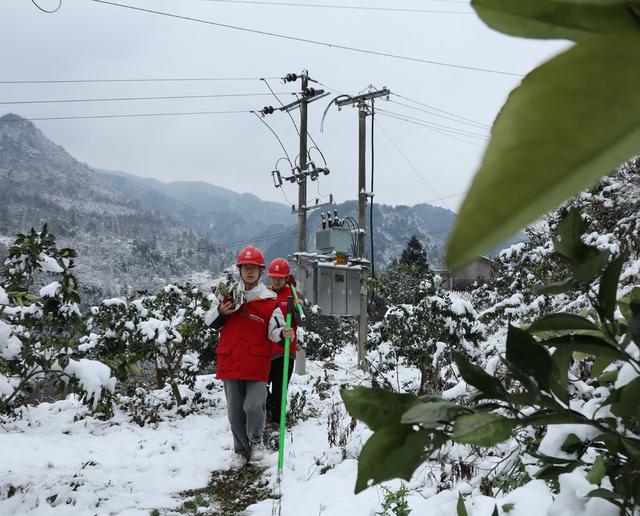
[
  {"left": 266, "top": 257, "right": 306, "bottom": 427},
  {"left": 206, "top": 246, "right": 294, "bottom": 469}
]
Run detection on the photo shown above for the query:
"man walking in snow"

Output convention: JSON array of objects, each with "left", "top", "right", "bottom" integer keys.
[
  {"left": 266, "top": 257, "right": 306, "bottom": 428},
  {"left": 206, "top": 246, "right": 294, "bottom": 468}
]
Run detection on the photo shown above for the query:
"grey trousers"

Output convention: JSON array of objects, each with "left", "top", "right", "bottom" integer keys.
[{"left": 222, "top": 379, "right": 267, "bottom": 459}]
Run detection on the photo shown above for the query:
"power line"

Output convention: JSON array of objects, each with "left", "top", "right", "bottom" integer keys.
[
  {"left": 392, "top": 92, "right": 491, "bottom": 129},
  {"left": 262, "top": 78, "right": 300, "bottom": 137},
  {"left": 375, "top": 118, "right": 453, "bottom": 209},
  {"left": 199, "top": 0, "right": 473, "bottom": 15},
  {"left": 0, "top": 92, "right": 295, "bottom": 106},
  {"left": 378, "top": 113, "right": 487, "bottom": 148},
  {"left": 252, "top": 111, "right": 294, "bottom": 166},
  {"left": 0, "top": 110, "right": 251, "bottom": 122},
  {"left": 31, "top": 0, "right": 62, "bottom": 13},
  {"left": 377, "top": 112, "right": 487, "bottom": 148},
  {"left": 0, "top": 76, "right": 280, "bottom": 85},
  {"left": 377, "top": 108, "right": 488, "bottom": 139},
  {"left": 90, "top": 0, "right": 524, "bottom": 77},
  {"left": 389, "top": 99, "right": 490, "bottom": 130}
]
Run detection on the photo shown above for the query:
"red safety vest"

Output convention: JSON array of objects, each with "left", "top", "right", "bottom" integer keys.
[
  {"left": 272, "top": 285, "right": 297, "bottom": 356},
  {"left": 216, "top": 297, "right": 279, "bottom": 381}
]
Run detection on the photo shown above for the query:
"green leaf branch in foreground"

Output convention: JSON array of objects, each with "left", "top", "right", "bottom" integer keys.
[
  {"left": 446, "top": 35, "right": 640, "bottom": 269},
  {"left": 472, "top": 0, "right": 640, "bottom": 41}
]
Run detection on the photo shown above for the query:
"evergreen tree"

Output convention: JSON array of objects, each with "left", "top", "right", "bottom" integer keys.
[{"left": 399, "top": 235, "right": 429, "bottom": 272}]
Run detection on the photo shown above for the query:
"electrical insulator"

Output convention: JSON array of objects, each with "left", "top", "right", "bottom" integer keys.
[
  {"left": 262, "top": 106, "right": 275, "bottom": 115},
  {"left": 302, "top": 87, "right": 317, "bottom": 98},
  {"left": 271, "top": 170, "right": 283, "bottom": 188},
  {"left": 321, "top": 213, "right": 326, "bottom": 229},
  {"left": 327, "top": 211, "right": 333, "bottom": 228},
  {"left": 284, "top": 73, "right": 298, "bottom": 83}
]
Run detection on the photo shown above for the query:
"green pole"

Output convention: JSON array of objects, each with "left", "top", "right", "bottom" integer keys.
[
  {"left": 277, "top": 297, "right": 294, "bottom": 472},
  {"left": 288, "top": 283, "right": 306, "bottom": 322}
]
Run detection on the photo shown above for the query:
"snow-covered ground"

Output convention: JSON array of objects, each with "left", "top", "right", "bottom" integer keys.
[{"left": 1, "top": 343, "right": 621, "bottom": 516}]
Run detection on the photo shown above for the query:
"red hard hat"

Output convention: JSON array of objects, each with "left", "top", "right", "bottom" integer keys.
[
  {"left": 268, "top": 258, "right": 291, "bottom": 277},
  {"left": 236, "top": 246, "right": 265, "bottom": 267}
]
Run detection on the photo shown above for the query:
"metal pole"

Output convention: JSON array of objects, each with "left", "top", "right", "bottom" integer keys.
[
  {"left": 296, "top": 71, "right": 309, "bottom": 376},
  {"left": 358, "top": 105, "right": 368, "bottom": 371},
  {"left": 296, "top": 71, "right": 309, "bottom": 288}
]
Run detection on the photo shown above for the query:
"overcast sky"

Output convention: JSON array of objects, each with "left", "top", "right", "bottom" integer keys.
[{"left": 1, "top": 0, "right": 568, "bottom": 211}]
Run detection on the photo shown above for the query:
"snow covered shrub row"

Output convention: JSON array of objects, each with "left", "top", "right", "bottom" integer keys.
[
  {"left": 304, "top": 308, "right": 357, "bottom": 361},
  {"left": 0, "top": 226, "right": 115, "bottom": 414},
  {"left": 369, "top": 274, "right": 484, "bottom": 394},
  {"left": 1, "top": 226, "right": 220, "bottom": 417},
  {"left": 85, "top": 283, "right": 216, "bottom": 406},
  {"left": 345, "top": 204, "right": 640, "bottom": 514}
]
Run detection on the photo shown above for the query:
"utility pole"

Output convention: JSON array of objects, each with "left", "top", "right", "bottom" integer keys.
[
  {"left": 357, "top": 104, "right": 368, "bottom": 371},
  {"left": 259, "top": 72, "right": 332, "bottom": 377},
  {"left": 297, "top": 71, "right": 309, "bottom": 289},
  {"left": 336, "top": 87, "right": 390, "bottom": 371}
]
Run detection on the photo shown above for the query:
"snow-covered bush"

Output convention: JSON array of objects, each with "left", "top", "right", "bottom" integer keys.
[
  {"left": 344, "top": 206, "right": 640, "bottom": 514},
  {"left": 304, "top": 309, "right": 357, "bottom": 361},
  {"left": 88, "top": 283, "right": 215, "bottom": 406},
  {"left": 369, "top": 261, "right": 429, "bottom": 323},
  {"left": 370, "top": 275, "right": 484, "bottom": 394},
  {"left": 0, "top": 226, "right": 115, "bottom": 414}
]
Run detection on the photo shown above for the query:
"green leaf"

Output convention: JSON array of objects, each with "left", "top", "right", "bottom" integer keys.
[
  {"left": 570, "top": 250, "right": 610, "bottom": 283},
  {"left": 445, "top": 35, "right": 640, "bottom": 269},
  {"left": 354, "top": 425, "right": 431, "bottom": 493},
  {"left": 611, "top": 377, "right": 640, "bottom": 423},
  {"left": 534, "top": 278, "right": 580, "bottom": 296},
  {"left": 457, "top": 492, "right": 468, "bottom": 516},
  {"left": 586, "top": 455, "right": 607, "bottom": 485},
  {"left": 492, "top": 505, "right": 500, "bottom": 516},
  {"left": 540, "top": 334, "right": 626, "bottom": 361},
  {"left": 586, "top": 488, "right": 625, "bottom": 509},
  {"left": 472, "top": 0, "right": 640, "bottom": 41},
  {"left": 553, "top": 208, "right": 588, "bottom": 263},
  {"left": 549, "top": 348, "right": 571, "bottom": 404},
  {"left": 453, "top": 413, "right": 514, "bottom": 446},
  {"left": 599, "top": 254, "right": 625, "bottom": 322},
  {"left": 619, "top": 287, "right": 640, "bottom": 322},
  {"left": 535, "top": 463, "right": 581, "bottom": 480},
  {"left": 561, "top": 433, "right": 582, "bottom": 454},
  {"left": 401, "top": 401, "right": 473, "bottom": 427},
  {"left": 453, "top": 351, "right": 508, "bottom": 400},
  {"left": 528, "top": 313, "right": 600, "bottom": 333},
  {"left": 502, "top": 503, "right": 515, "bottom": 513},
  {"left": 502, "top": 358, "right": 540, "bottom": 398},
  {"left": 597, "top": 369, "right": 618, "bottom": 385},
  {"left": 506, "top": 325, "right": 552, "bottom": 389},
  {"left": 522, "top": 410, "right": 587, "bottom": 426},
  {"left": 341, "top": 387, "right": 421, "bottom": 431},
  {"left": 591, "top": 355, "right": 614, "bottom": 377}
]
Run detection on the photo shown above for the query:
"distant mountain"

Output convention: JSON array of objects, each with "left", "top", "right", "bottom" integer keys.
[
  {"left": 0, "top": 113, "right": 231, "bottom": 301},
  {"left": 0, "top": 113, "right": 464, "bottom": 301},
  {"left": 96, "top": 170, "right": 294, "bottom": 243}
]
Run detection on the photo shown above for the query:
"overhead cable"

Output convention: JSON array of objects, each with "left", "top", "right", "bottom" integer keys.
[
  {"left": 392, "top": 93, "right": 491, "bottom": 129},
  {"left": 200, "top": 0, "right": 473, "bottom": 15},
  {"left": 90, "top": 0, "right": 524, "bottom": 77},
  {"left": 377, "top": 113, "right": 487, "bottom": 148},
  {"left": 389, "top": 99, "right": 490, "bottom": 130},
  {"left": 0, "top": 110, "right": 250, "bottom": 122},
  {"left": 0, "top": 92, "right": 295, "bottom": 105},
  {"left": 376, "top": 118, "right": 457, "bottom": 209},
  {"left": 0, "top": 76, "right": 280, "bottom": 85},
  {"left": 376, "top": 108, "right": 489, "bottom": 139}
]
